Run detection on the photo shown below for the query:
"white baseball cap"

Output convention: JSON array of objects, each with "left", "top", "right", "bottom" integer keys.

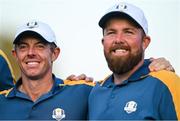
[
  {"left": 13, "top": 20, "right": 57, "bottom": 45},
  {"left": 99, "top": 2, "right": 148, "bottom": 35}
]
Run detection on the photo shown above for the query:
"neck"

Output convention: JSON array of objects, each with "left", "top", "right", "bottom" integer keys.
[
  {"left": 19, "top": 74, "right": 54, "bottom": 102},
  {"left": 113, "top": 59, "right": 144, "bottom": 85}
]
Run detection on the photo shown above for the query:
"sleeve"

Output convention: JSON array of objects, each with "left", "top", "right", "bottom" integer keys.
[
  {"left": 150, "top": 70, "right": 180, "bottom": 119},
  {"left": 158, "top": 83, "right": 177, "bottom": 120},
  {"left": 0, "top": 51, "right": 15, "bottom": 91}
]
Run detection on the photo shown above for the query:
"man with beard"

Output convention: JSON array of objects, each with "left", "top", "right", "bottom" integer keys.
[{"left": 88, "top": 2, "right": 180, "bottom": 120}]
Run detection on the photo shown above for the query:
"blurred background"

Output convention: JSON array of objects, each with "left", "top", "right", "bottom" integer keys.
[{"left": 0, "top": 0, "right": 179, "bottom": 81}]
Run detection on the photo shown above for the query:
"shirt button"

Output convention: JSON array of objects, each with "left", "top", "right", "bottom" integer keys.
[
  {"left": 32, "top": 107, "right": 35, "bottom": 110},
  {"left": 111, "top": 94, "right": 115, "bottom": 98}
]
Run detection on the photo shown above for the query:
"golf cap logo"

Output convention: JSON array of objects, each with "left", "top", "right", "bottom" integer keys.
[
  {"left": 52, "top": 108, "right": 65, "bottom": 121},
  {"left": 124, "top": 101, "right": 137, "bottom": 114},
  {"left": 116, "top": 4, "right": 127, "bottom": 11},
  {"left": 27, "top": 21, "right": 38, "bottom": 28}
]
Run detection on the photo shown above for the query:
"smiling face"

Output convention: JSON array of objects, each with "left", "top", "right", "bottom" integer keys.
[
  {"left": 12, "top": 36, "right": 60, "bottom": 80},
  {"left": 102, "top": 18, "right": 150, "bottom": 74}
]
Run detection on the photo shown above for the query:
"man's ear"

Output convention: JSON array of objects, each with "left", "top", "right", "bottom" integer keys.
[
  {"left": 101, "top": 38, "right": 104, "bottom": 44},
  {"left": 142, "top": 36, "right": 151, "bottom": 51},
  {"left": 52, "top": 47, "right": 60, "bottom": 62},
  {"left": 12, "top": 49, "right": 17, "bottom": 58}
]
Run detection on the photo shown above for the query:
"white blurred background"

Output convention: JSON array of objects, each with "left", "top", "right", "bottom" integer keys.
[{"left": 0, "top": 0, "right": 179, "bottom": 80}]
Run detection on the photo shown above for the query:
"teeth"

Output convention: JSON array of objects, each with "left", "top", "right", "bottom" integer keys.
[
  {"left": 27, "top": 62, "right": 39, "bottom": 65},
  {"left": 115, "top": 49, "right": 127, "bottom": 53}
]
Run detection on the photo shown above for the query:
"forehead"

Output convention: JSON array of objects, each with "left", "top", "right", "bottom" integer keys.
[{"left": 106, "top": 19, "right": 131, "bottom": 28}]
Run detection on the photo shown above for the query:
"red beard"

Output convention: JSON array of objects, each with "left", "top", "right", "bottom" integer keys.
[{"left": 104, "top": 44, "right": 143, "bottom": 75}]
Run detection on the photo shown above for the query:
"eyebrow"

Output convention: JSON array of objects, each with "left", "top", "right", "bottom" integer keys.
[
  {"left": 123, "top": 27, "right": 137, "bottom": 31},
  {"left": 105, "top": 27, "right": 137, "bottom": 32}
]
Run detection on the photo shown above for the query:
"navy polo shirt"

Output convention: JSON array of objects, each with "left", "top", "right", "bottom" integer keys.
[
  {"left": 88, "top": 60, "right": 178, "bottom": 120},
  {"left": 0, "top": 75, "right": 93, "bottom": 120},
  {"left": 0, "top": 54, "right": 15, "bottom": 91}
]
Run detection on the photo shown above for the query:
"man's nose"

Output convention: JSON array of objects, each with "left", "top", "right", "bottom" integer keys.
[
  {"left": 27, "top": 47, "right": 36, "bottom": 56},
  {"left": 114, "top": 33, "right": 125, "bottom": 44}
]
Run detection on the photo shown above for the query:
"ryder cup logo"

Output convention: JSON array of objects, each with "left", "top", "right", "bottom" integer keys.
[
  {"left": 124, "top": 101, "right": 137, "bottom": 114},
  {"left": 116, "top": 4, "right": 127, "bottom": 11},
  {"left": 52, "top": 108, "right": 65, "bottom": 121},
  {"left": 27, "top": 21, "right": 38, "bottom": 28}
]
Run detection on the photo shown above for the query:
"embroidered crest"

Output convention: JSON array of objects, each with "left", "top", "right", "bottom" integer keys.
[
  {"left": 26, "top": 21, "right": 38, "bottom": 28},
  {"left": 52, "top": 108, "right": 65, "bottom": 121},
  {"left": 116, "top": 4, "right": 127, "bottom": 11},
  {"left": 124, "top": 101, "right": 137, "bottom": 114}
]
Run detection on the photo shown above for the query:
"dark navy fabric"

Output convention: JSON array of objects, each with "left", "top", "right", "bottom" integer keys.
[
  {"left": 0, "top": 75, "right": 92, "bottom": 120},
  {"left": 0, "top": 55, "right": 14, "bottom": 91},
  {"left": 88, "top": 59, "right": 177, "bottom": 120}
]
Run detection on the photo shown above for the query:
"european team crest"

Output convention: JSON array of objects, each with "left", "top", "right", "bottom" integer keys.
[
  {"left": 26, "top": 21, "right": 38, "bottom": 28},
  {"left": 116, "top": 4, "right": 127, "bottom": 11},
  {"left": 124, "top": 101, "right": 137, "bottom": 114},
  {"left": 52, "top": 108, "right": 65, "bottom": 121}
]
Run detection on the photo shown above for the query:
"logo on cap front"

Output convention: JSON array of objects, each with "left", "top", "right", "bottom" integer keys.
[
  {"left": 124, "top": 101, "right": 137, "bottom": 114},
  {"left": 27, "top": 21, "right": 38, "bottom": 28},
  {"left": 116, "top": 4, "right": 127, "bottom": 11},
  {"left": 52, "top": 108, "right": 65, "bottom": 121}
]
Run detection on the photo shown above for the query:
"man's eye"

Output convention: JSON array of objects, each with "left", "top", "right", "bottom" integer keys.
[
  {"left": 125, "top": 30, "right": 134, "bottom": 34},
  {"left": 19, "top": 45, "right": 27, "bottom": 49},
  {"left": 106, "top": 31, "right": 115, "bottom": 35},
  {"left": 36, "top": 44, "right": 45, "bottom": 48}
]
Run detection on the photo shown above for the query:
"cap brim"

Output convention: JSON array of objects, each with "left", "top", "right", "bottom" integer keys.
[
  {"left": 13, "top": 31, "right": 48, "bottom": 44},
  {"left": 98, "top": 11, "right": 139, "bottom": 29}
]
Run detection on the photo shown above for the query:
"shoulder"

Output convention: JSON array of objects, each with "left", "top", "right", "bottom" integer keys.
[
  {"left": 96, "top": 74, "right": 112, "bottom": 85},
  {"left": 0, "top": 49, "right": 9, "bottom": 64},
  {"left": 0, "top": 88, "right": 13, "bottom": 97},
  {"left": 0, "top": 54, "right": 8, "bottom": 67},
  {"left": 53, "top": 76, "right": 95, "bottom": 87},
  {"left": 149, "top": 70, "right": 180, "bottom": 119},
  {"left": 148, "top": 70, "right": 180, "bottom": 95},
  {"left": 62, "top": 80, "right": 95, "bottom": 87},
  {"left": 149, "top": 70, "right": 180, "bottom": 85},
  {"left": 58, "top": 80, "right": 94, "bottom": 95},
  {"left": 0, "top": 49, "right": 14, "bottom": 73}
]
